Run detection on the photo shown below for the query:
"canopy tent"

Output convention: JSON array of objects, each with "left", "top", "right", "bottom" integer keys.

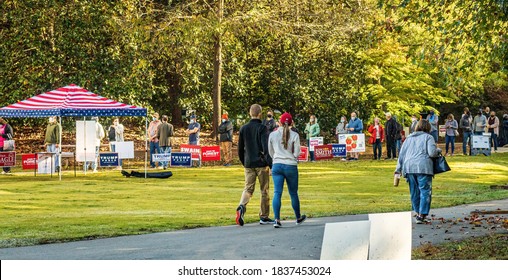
[{"left": 0, "top": 84, "right": 148, "bottom": 179}]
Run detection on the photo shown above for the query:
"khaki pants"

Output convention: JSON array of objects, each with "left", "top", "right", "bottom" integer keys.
[
  {"left": 220, "top": 141, "right": 232, "bottom": 164},
  {"left": 239, "top": 167, "right": 270, "bottom": 219}
]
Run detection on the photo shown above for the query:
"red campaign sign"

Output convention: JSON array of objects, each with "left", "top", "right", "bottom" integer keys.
[
  {"left": 314, "top": 145, "right": 334, "bottom": 160},
  {"left": 22, "top": 153, "right": 38, "bottom": 169},
  {"left": 298, "top": 146, "right": 309, "bottom": 162},
  {"left": 180, "top": 144, "right": 201, "bottom": 160},
  {"left": 201, "top": 146, "right": 221, "bottom": 162},
  {"left": 0, "top": 152, "right": 16, "bottom": 167}
]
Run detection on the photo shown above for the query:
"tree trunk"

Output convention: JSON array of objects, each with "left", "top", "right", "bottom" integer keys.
[{"left": 212, "top": 0, "right": 224, "bottom": 143}]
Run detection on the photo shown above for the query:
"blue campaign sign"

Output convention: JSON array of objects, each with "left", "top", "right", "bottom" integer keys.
[
  {"left": 99, "top": 153, "right": 119, "bottom": 167},
  {"left": 332, "top": 144, "right": 347, "bottom": 157},
  {"left": 170, "top": 152, "right": 192, "bottom": 167}
]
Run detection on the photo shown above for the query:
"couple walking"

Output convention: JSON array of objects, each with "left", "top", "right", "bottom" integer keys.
[{"left": 235, "top": 104, "right": 306, "bottom": 228}]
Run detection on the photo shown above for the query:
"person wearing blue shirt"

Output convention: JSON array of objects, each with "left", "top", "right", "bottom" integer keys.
[
  {"left": 186, "top": 115, "right": 200, "bottom": 145},
  {"left": 346, "top": 112, "right": 363, "bottom": 160}
]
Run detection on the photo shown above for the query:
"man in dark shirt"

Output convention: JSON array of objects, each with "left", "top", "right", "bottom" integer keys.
[
  {"left": 218, "top": 113, "right": 234, "bottom": 166},
  {"left": 385, "top": 112, "right": 398, "bottom": 159},
  {"left": 185, "top": 115, "right": 200, "bottom": 145},
  {"left": 236, "top": 104, "right": 274, "bottom": 226}
]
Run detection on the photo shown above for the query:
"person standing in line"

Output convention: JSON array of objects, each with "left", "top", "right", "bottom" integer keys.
[
  {"left": 185, "top": 115, "right": 200, "bottom": 145},
  {"left": 304, "top": 115, "right": 320, "bottom": 161},
  {"left": 384, "top": 112, "right": 397, "bottom": 159},
  {"left": 460, "top": 108, "right": 473, "bottom": 155},
  {"left": 84, "top": 117, "right": 105, "bottom": 173},
  {"left": 346, "top": 111, "right": 363, "bottom": 160},
  {"left": 444, "top": 114, "right": 458, "bottom": 156},
  {"left": 335, "top": 115, "right": 348, "bottom": 141},
  {"left": 426, "top": 109, "right": 439, "bottom": 143},
  {"left": 109, "top": 118, "right": 125, "bottom": 170},
  {"left": 0, "top": 117, "right": 14, "bottom": 174},
  {"left": 395, "top": 119, "right": 440, "bottom": 224},
  {"left": 367, "top": 117, "right": 384, "bottom": 160},
  {"left": 268, "top": 112, "right": 306, "bottom": 228},
  {"left": 263, "top": 110, "right": 278, "bottom": 133},
  {"left": 45, "top": 116, "right": 61, "bottom": 173},
  {"left": 409, "top": 115, "right": 418, "bottom": 134},
  {"left": 503, "top": 114, "right": 508, "bottom": 147},
  {"left": 393, "top": 116, "right": 403, "bottom": 156},
  {"left": 487, "top": 111, "right": 500, "bottom": 152},
  {"left": 236, "top": 104, "right": 274, "bottom": 226},
  {"left": 157, "top": 115, "right": 174, "bottom": 170},
  {"left": 218, "top": 113, "right": 234, "bottom": 166},
  {"left": 147, "top": 113, "right": 161, "bottom": 169},
  {"left": 473, "top": 109, "right": 487, "bottom": 135}
]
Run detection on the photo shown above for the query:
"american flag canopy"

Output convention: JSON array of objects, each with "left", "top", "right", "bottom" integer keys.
[{"left": 0, "top": 84, "right": 147, "bottom": 118}]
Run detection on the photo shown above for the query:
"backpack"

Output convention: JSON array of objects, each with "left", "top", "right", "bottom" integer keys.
[{"left": 108, "top": 126, "right": 116, "bottom": 141}]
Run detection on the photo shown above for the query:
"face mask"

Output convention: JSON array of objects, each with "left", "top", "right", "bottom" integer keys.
[
  {"left": 267, "top": 114, "right": 272, "bottom": 118},
  {"left": 430, "top": 112, "right": 434, "bottom": 115},
  {"left": 310, "top": 118, "right": 315, "bottom": 122},
  {"left": 190, "top": 120, "right": 195, "bottom": 124},
  {"left": 351, "top": 117, "right": 356, "bottom": 121},
  {"left": 49, "top": 117, "right": 54, "bottom": 123},
  {"left": 152, "top": 117, "right": 157, "bottom": 121},
  {"left": 341, "top": 118, "right": 345, "bottom": 122},
  {"left": 412, "top": 118, "right": 417, "bottom": 122},
  {"left": 222, "top": 119, "right": 226, "bottom": 123}
]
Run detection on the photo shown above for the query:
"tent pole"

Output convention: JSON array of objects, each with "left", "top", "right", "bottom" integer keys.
[
  {"left": 145, "top": 116, "right": 148, "bottom": 179},
  {"left": 59, "top": 116, "right": 62, "bottom": 181},
  {"left": 83, "top": 117, "right": 87, "bottom": 175}
]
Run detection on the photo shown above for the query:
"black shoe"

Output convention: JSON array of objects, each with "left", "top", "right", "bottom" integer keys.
[
  {"left": 296, "top": 215, "right": 307, "bottom": 225},
  {"left": 236, "top": 205, "right": 245, "bottom": 226},
  {"left": 273, "top": 220, "right": 282, "bottom": 228},
  {"left": 260, "top": 217, "right": 275, "bottom": 225}
]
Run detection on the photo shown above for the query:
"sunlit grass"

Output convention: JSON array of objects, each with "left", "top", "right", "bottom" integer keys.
[{"left": 0, "top": 153, "right": 507, "bottom": 248}]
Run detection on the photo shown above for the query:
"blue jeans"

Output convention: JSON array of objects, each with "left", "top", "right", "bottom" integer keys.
[
  {"left": 396, "top": 139, "right": 401, "bottom": 155},
  {"left": 159, "top": 146, "right": 172, "bottom": 168},
  {"left": 149, "top": 141, "right": 160, "bottom": 168},
  {"left": 462, "top": 131, "right": 472, "bottom": 155},
  {"left": 430, "top": 130, "right": 438, "bottom": 143},
  {"left": 445, "top": 135, "right": 455, "bottom": 155},
  {"left": 307, "top": 140, "right": 314, "bottom": 161},
  {"left": 110, "top": 143, "right": 122, "bottom": 166},
  {"left": 406, "top": 174, "right": 433, "bottom": 216},
  {"left": 47, "top": 144, "right": 59, "bottom": 169},
  {"left": 372, "top": 139, "right": 382, "bottom": 159},
  {"left": 272, "top": 163, "right": 301, "bottom": 220},
  {"left": 490, "top": 133, "right": 498, "bottom": 151}
]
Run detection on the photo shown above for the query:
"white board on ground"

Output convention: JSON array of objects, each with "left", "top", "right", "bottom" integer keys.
[
  {"left": 368, "top": 211, "right": 412, "bottom": 260},
  {"left": 320, "top": 220, "right": 370, "bottom": 260}
]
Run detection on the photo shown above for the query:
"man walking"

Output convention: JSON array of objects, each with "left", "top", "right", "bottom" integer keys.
[
  {"left": 218, "top": 113, "right": 233, "bottom": 166},
  {"left": 157, "top": 115, "right": 174, "bottom": 169},
  {"left": 236, "top": 104, "right": 274, "bottom": 226}
]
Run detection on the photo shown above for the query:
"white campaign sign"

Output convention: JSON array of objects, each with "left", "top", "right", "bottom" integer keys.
[
  {"left": 471, "top": 135, "right": 490, "bottom": 149},
  {"left": 76, "top": 121, "right": 97, "bottom": 162},
  {"left": 37, "top": 153, "right": 55, "bottom": 174},
  {"left": 368, "top": 212, "right": 412, "bottom": 260},
  {"left": 152, "top": 153, "right": 171, "bottom": 162},
  {"left": 320, "top": 221, "right": 371, "bottom": 260},
  {"left": 309, "top": 137, "right": 323, "bottom": 152},
  {"left": 113, "top": 141, "right": 134, "bottom": 159},
  {"left": 338, "top": 133, "right": 366, "bottom": 152}
]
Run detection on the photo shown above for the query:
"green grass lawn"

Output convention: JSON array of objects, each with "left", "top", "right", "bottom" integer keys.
[{"left": 1, "top": 153, "right": 507, "bottom": 248}]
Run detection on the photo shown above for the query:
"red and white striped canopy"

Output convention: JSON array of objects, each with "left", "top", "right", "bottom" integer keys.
[{"left": 0, "top": 84, "right": 146, "bottom": 117}]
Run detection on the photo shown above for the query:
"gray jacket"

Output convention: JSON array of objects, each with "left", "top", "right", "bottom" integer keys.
[{"left": 395, "top": 131, "right": 440, "bottom": 177}]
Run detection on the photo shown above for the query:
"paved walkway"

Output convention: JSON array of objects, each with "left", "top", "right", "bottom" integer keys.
[{"left": 1, "top": 199, "right": 506, "bottom": 260}]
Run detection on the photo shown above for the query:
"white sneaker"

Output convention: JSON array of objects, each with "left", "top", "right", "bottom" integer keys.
[
  {"left": 92, "top": 169, "right": 98, "bottom": 173},
  {"left": 1, "top": 171, "right": 6, "bottom": 175}
]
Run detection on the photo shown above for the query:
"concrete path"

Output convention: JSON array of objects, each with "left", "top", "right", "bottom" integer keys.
[{"left": 1, "top": 199, "right": 506, "bottom": 260}]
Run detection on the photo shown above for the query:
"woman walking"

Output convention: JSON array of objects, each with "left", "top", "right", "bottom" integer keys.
[
  {"left": 268, "top": 112, "right": 306, "bottom": 228},
  {"left": 395, "top": 119, "right": 440, "bottom": 224}
]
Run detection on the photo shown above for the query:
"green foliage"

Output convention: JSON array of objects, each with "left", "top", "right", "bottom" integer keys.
[{"left": 1, "top": 0, "right": 507, "bottom": 131}]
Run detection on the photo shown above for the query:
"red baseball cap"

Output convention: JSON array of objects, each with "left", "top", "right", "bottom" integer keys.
[{"left": 280, "top": 112, "right": 292, "bottom": 125}]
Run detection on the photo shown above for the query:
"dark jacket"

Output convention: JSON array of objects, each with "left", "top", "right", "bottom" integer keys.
[
  {"left": 385, "top": 118, "right": 398, "bottom": 140},
  {"left": 218, "top": 120, "right": 233, "bottom": 142},
  {"left": 262, "top": 118, "right": 277, "bottom": 133},
  {"left": 238, "top": 119, "right": 272, "bottom": 168},
  {"left": 0, "top": 123, "right": 13, "bottom": 139},
  {"left": 157, "top": 122, "right": 174, "bottom": 147}
]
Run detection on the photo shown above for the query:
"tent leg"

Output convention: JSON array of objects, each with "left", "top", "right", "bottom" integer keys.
[
  {"left": 59, "top": 116, "right": 62, "bottom": 181},
  {"left": 145, "top": 117, "right": 148, "bottom": 179}
]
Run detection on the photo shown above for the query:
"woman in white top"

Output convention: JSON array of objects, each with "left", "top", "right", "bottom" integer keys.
[{"left": 268, "top": 112, "right": 306, "bottom": 228}]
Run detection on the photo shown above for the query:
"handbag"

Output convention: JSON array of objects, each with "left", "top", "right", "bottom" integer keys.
[
  {"left": 3, "top": 133, "right": 15, "bottom": 151},
  {"left": 433, "top": 154, "right": 451, "bottom": 174}
]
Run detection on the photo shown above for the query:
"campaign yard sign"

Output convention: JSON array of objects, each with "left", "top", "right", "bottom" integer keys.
[
  {"left": 0, "top": 152, "right": 16, "bottom": 167},
  {"left": 309, "top": 137, "right": 324, "bottom": 151},
  {"left": 99, "top": 153, "right": 119, "bottom": 167},
  {"left": 338, "top": 133, "right": 366, "bottom": 152},
  {"left": 152, "top": 153, "right": 172, "bottom": 163},
  {"left": 332, "top": 144, "right": 347, "bottom": 157},
  {"left": 180, "top": 144, "right": 201, "bottom": 160},
  {"left": 314, "top": 145, "right": 334, "bottom": 160},
  {"left": 201, "top": 146, "right": 221, "bottom": 162},
  {"left": 171, "top": 152, "right": 192, "bottom": 167},
  {"left": 22, "top": 153, "right": 37, "bottom": 169},
  {"left": 298, "top": 146, "right": 309, "bottom": 162}
]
